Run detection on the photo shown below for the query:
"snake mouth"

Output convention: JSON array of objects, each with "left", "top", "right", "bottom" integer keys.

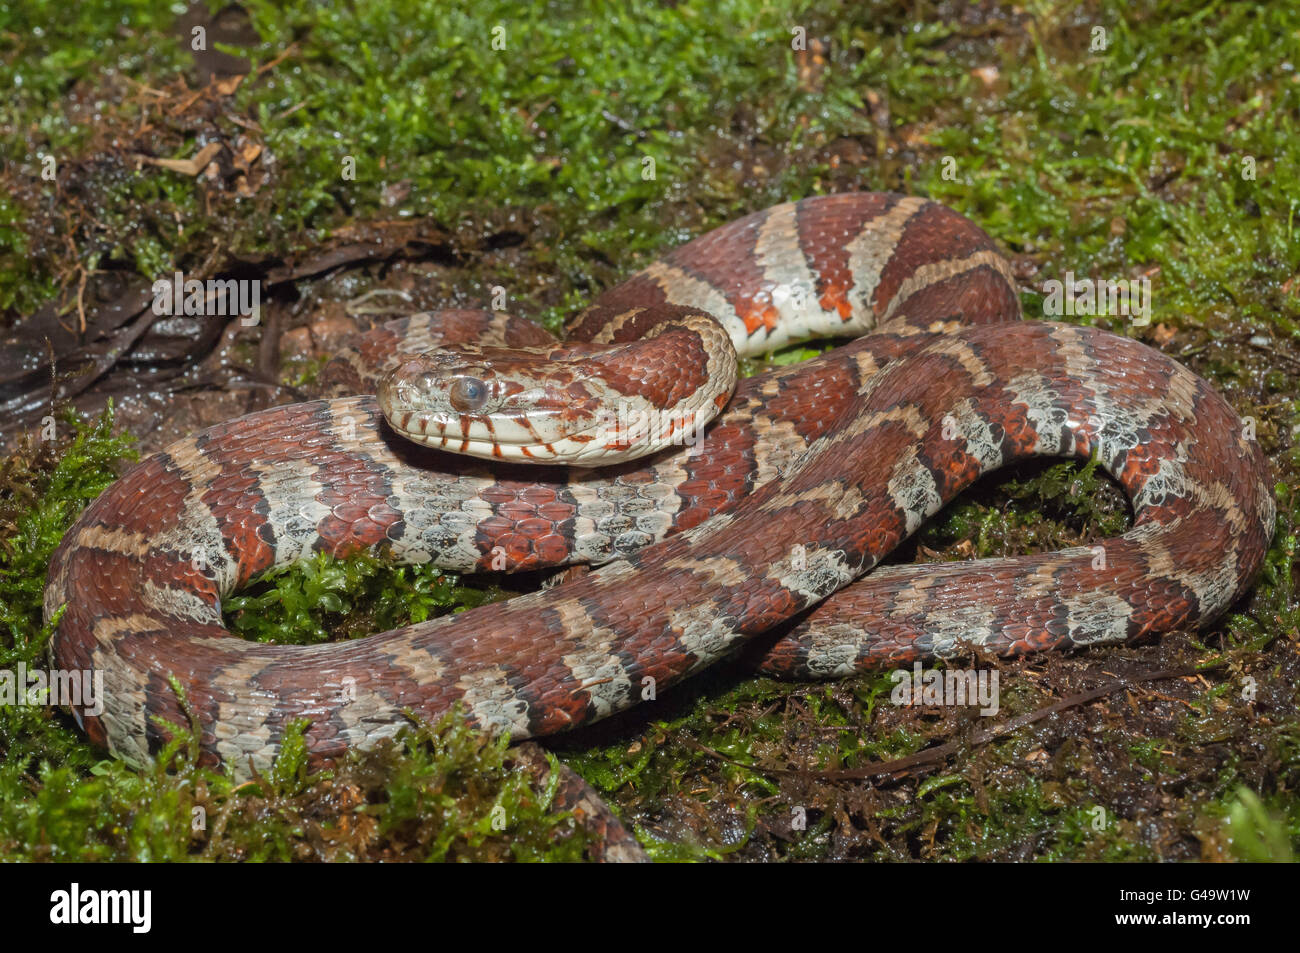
[
  {"left": 380, "top": 403, "right": 711, "bottom": 466},
  {"left": 377, "top": 367, "right": 609, "bottom": 464},
  {"left": 381, "top": 406, "right": 593, "bottom": 464},
  {"left": 378, "top": 376, "right": 717, "bottom": 466}
]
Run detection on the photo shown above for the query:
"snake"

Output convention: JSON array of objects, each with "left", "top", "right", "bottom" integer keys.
[{"left": 44, "top": 192, "right": 1276, "bottom": 780}]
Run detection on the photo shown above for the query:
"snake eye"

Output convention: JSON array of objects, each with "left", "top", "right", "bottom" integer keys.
[{"left": 449, "top": 376, "right": 489, "bottom": 413}]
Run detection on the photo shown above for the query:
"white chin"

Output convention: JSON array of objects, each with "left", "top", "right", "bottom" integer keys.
[
  {"left": 392, "top": 427, "right": 570, "bottom": 465},
  {"left": 391, "top": 425, "right": 671, "bottom": 467}
]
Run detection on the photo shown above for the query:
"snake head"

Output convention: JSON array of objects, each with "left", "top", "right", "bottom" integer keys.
[{"left": 377, "top": 329, "right": 735, "bottom": 466}]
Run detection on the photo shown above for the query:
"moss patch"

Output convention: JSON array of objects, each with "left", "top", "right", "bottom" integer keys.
[{"left": 1, "top": 0, "right": 1297, "bottom": 861}]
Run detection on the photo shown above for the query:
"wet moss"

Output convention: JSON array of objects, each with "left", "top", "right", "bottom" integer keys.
[
  {"left": 1, "top": 0, "right": 1298, "bottom": 861},
  {"left": 223, "top": 550, "right": 500, "bottom": 645}
]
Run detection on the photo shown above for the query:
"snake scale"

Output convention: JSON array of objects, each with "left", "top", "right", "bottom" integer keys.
[{"left": 45, "top": 193, "right": 1275, "bottom": 779}]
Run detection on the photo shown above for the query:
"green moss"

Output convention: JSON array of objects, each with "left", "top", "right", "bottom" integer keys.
[
  {"left": 3, "top": 0, "right": 1299, "bottom": 862},
  {"left": 5, "top": 0, "right": 1300, "bottom": 338},
  {"left": 0, "top": 406, "right": 136, "bottom": 647},
  {"left": 0, "top": 406, "right": 137, "bottom": 775},
  {"left": 280, "top": 354, "right": 331, "bottom": 389},
  {"left": 1221, "top": 788, "right": 1295, "bottom": 862},
  {"left": 224, "top": 550, "right": 499, "bottom": 645},
  {"left": 0, "top": 703, "right": 592, "bottom": 861}
]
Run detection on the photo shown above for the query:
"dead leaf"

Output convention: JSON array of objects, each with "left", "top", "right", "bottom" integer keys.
[{"left": 213, "top": 74, "right": 245, "bottom": 96}]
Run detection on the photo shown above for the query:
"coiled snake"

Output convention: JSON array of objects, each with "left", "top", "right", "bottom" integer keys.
[{"left": 45, "top": 193, "right": 1275, "bottom": 779}]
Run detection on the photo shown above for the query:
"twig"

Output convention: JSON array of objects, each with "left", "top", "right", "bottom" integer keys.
[
  {"left": 683, "top": 661, "right": 1225, "bottom": 782},
  {"left": 256, "top": 42, "right": 300, "bottom": 77}
]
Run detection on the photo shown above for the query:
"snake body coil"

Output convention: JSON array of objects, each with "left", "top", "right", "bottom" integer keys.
[{"left": 45, "top": 194, "right": 1275, "bottom": 777}]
